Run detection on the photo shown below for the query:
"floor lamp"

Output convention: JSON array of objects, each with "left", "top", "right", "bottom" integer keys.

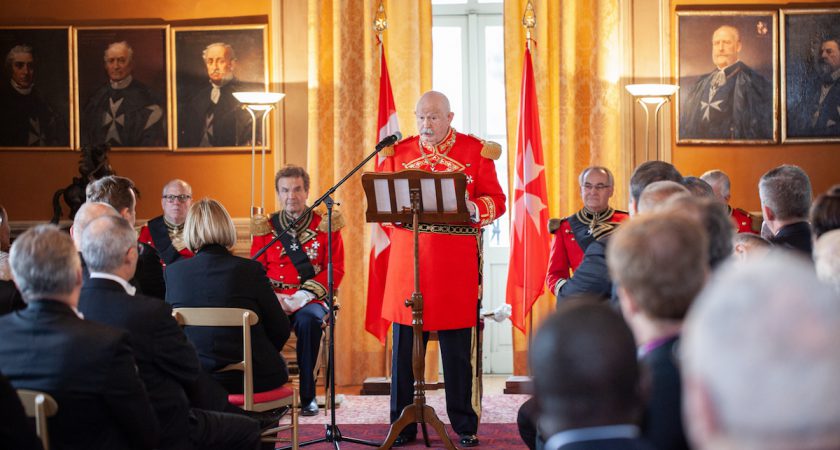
[
  {"left": 625, "top": 84, "right": 678, "bottom": 161},
  {"left": 233, "top": 91, "right": 285, "bottom": 221}
]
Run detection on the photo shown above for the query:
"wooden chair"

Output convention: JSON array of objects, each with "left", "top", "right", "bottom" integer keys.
[
  {"left": 281, "top": 305, "right": 334, "bottom": 412},
  {"left": 172, "top": 307, "right": 298, "bottom": 448},
  {"left": 17, "top": 389, "right": 58, "bottom": 450}
]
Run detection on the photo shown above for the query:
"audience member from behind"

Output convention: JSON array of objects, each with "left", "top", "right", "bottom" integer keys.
[
  {"left": 0, "top": 205, "right": 25, "bottom": 314},
  {"left": 530, "top": 297, "right": 653, "bottom": 450},
  {"left": 138, "top": 179, "right": 196, "bottom": 267},
  {"left": 814, "top": 229, "right": 840, "bottom": 295},
  {"left": 810, "top": 184, "right": 840, "bottom": 240},
  {"left": 0, "top": 225, "right": 159, "bottom": 450},
  {"left": 758, "top": 164, "right": 813, "bottom": 255},
  {"left": 732, "top": 232, "right": 771, "bottom": 263},
  {"left": 637, "top": 181, "right": 689, "bottom": 214},
  {"left": 70, "top": 201, "right": 119, "bottom": 252},
  {"left": 682, "top": 253, "right": 840, "bottom": 450},
  {"left": 78, "top": 215, "right": 261, "bottom": 450},
  {"left": 87, "top": 175, "right": 166, "bottom": 297},
  {"left": 700, "top": 169, "right": 754, "bottom": 233},
  {"left": 661, "top": 195, "right": 735, "bottom": 269},
  {"left": 165, "top": 198, "right": 291, "bottom": 394},
  {"left": 608, "top": 213, "right": 708, "bottom": 450},
  {"left": 681, "top": 176, "right": 715, "bottom": 198},
  {"left": 629, "top": 161, "right": 683, "bottom": 215}
]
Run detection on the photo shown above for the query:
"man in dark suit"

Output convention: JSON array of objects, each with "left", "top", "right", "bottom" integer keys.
[
  {"left": 608, "top": 213, "right": 709, "bottom": 450},
  {"left": 530, "top": 297, "right": 654, "bottom": 450},
  {"left": 758, "top": 165, "right": 813, "bottom": 255},
  {"left": 0, "top": 224, "right": 159, "bottom": 450},
  {"left": 78, "top": 215, "right": 261, "bottom": 450},
  {"left": 86, "top": 175, "right": 166, "bottom": 298}
]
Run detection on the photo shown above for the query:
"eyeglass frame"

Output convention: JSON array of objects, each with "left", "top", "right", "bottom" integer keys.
[{"left": 162, "top": 194, "right": 192, "bottom": 203}]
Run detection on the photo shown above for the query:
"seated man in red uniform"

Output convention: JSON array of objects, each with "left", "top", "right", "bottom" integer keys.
[
  {"left": 700, "top": 169, "right": 754, "bottom": 233},
  {"left": 251, "top": 165, "right": 344, "bottom": 417},
  {"left": 545, "top": 166, "right": 629, "bottom": 299},
  {"left": 379, "top": 91, "right": 506, "bottom": 447},
  {"left": 138, "top": 179, "right": 195, "bottom": 267}
]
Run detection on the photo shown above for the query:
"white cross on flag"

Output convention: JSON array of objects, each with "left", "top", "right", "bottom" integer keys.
[
  {"left": 506, "top": 47, "right": 550, "bottom": 332},
  {"left": 364, "top": 40, "right": 400, "bottom": 343}
]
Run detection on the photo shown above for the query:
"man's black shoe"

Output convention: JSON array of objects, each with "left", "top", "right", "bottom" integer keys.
[
  {"left": 459, "top": 434, "right": 479, "bottom": 447},
  {"left": 393, "top": 434, "right": 416, "bottom": 447},
  {"left": 301, "top": 399, "right": 319, "bottom": 417}
]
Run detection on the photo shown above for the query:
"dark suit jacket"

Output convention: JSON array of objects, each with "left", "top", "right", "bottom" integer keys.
[
  {"left": 165, "top": 244, "right": 291, "bottom": 393},
  {"left": 78, "top": 277, "right": 200, "bottom": 450},
  {"left": 0, "top": 279, "right": 25, "bottom": 315},
  {"left": 0, "top": 299, "right": 159, "bottom": 450},
  {"left": 557, "top": 239, "right": 612, "bottom": 302},
  {"left": 769, "top": 221, "right": 813, "bottom": 256},
  {"left": 640, "top": 336, "right": 689, "bottom": 450},
  {"left": 0, "top": 370, "right": 43, "bottom": 450},
  {"left": 81, "top": 244, "right": 165, "bottom": 300}
]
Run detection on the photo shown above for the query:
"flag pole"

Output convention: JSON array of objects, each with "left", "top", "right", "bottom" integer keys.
[{"left": 523, "top": 0, "right": 536, "bottom": 352}]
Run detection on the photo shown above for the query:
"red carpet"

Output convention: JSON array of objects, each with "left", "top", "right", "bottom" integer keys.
[{"left": 293, "top": 423, "right": 527, "bottom": 449}]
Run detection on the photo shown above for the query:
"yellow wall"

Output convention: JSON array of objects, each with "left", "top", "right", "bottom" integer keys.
[
  {"left": 671, "top": 0, "right": 840, "bottom": 211},
  {"left": 0, "top": 0, "right": 297, "bottom": 221}
]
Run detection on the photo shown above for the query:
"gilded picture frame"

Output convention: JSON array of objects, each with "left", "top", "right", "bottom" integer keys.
[
  {"left": 676, "top": 10, "right": 778, "bottom": 144},
  {"left": 171, "top": 25, "right": 268, "bottom": 151},
  {"left": 0, "top": 26, "right": 73, "bottom": 150}
]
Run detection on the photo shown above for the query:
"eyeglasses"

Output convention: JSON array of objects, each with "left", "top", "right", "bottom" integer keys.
[
  {"left": 582, "top": 183, "right": 611, "bottom": 191},
  {"left": 162, "top": 194, "right": 192, "bottom": 203}
]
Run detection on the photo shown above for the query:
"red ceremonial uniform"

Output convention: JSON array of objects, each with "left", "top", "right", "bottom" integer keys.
[
  {"left": 545, "top": 209, "right": 629, "bottom": 295},
  {"left": 250, "top": 209, "right": 344, "bottom": 302},
  {"left": 380, "top": 129, "right": 506, "bottom": 331},
  {"left": 730, "top": 206, "right": 755, "bottom": 233},
  {"left": 138, "top": 216, "right": 195, "bottom": 267}
]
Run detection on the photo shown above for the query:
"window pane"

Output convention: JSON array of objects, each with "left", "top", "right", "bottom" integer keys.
[
  {"left": 432, "top": 26, "right": 464, "bottom": 131},
  {"left": 484, "top": 26, "right": 505, "bottom": 135}
]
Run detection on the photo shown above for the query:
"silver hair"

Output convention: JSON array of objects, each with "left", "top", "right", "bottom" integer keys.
[
  {"left": 578, "top": 166, "right": 615, "bottom": 187},
  {"left": 202, "top": 42, "right": 236, "bottom": 62},
  {"left": 758, "top": 165, "right": 812, "bottom": 220},
  {"left": 5, "top": 44, "right": 33, "bottom": 71},
  {"left": 700, "top": 169, "right": 731, "bottom": 199},
  {"left": 815, "top": 229, "right": 840, "bottom": 296},
  {"left": 104, "top": 41, "right": 134, "bottom": 63},
  {"left": 81, "top": 215, "right": 137, "bottom": 273},
  {"left": 683, "top": 253, "right": 840, "bottom": 446},
  {"left": 9, "top": 224, "right": 80, "bottom": 302},
  {"left": 72, "top": 202, "right": 118, "bottom": 247}
]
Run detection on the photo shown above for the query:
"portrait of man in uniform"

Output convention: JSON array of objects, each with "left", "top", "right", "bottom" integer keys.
[
  {"left": 173, "top": 26, "right": 267, "bottom": 149},
  {"left": 0, "top": 28, "right": 71, "bottom": 148},
  {"left": 75, "top": 27, "right": 169, "bottom": 149},
  {"left": 782, "top": 9, "right": 840, "bottom": 142},
  {"left": 677, "top": 12, "right": 777, "bottom": 143}
]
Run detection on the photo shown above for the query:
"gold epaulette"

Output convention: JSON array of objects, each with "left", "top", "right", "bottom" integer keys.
[
  {"left": 315, "top": 205, "right": 346, "bottom": 232},
  {"left": 547, "top": 218, "right": 565, "bottom": 234},
  {"left": 469, "top": 134, "right": 501, "bottom": 160},
  {"left": 250, "top": 213, "right": 271, "bottom": 236}
]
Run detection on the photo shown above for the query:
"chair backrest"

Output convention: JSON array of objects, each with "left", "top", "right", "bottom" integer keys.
[
  {"left": 17, "top": 389, "right": 58, "bottom": 450},
  {"left": 172, "top": 307, "right": 260, "bottom": 410}
]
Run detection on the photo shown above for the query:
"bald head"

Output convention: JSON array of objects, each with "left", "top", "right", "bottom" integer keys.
[
  {"left": 72, "top": 202, "right": 119, "bottom": 249},
  {"left": 415, "top": 90, "right": 454, "bottom": 146},
  {"left": 638, "top": 181, "right": 689, "bottom": 214}
]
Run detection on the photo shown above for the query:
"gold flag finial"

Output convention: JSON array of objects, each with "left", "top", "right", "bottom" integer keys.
[
  {"left": 522, "top": 0, "right": 536, "bottom": 50},
  {"left": 374, "top": 1, "right": 388, "bottom": 35}
]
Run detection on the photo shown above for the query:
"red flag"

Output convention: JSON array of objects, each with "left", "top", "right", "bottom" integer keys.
[
  {"left": 505, "top": 47, "right": 550, "bottom": 332},
  {"left": 365, "top": 41, "right": 400, "bottom": 343}
]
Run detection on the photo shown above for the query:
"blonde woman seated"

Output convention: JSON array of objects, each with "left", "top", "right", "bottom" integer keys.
[{"left": 165, "top": 198, "right": 291, "bottom": 394}]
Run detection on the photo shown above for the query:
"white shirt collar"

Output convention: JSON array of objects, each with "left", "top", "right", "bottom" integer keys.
[
  {"left": 109, "top": 75, "right": 133, "bottom": 90},
  {"left": 10, "top": 79, "right": 33, "bottom": 95},
  {"left": 89, "top": 272, "right": 136, "bottom": 296}
]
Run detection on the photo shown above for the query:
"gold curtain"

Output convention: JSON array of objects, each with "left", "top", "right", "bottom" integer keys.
[
  {"left": 306, "top": 0, "right": 432, "bottom": 386},
  {"left": 503, "top": 0, "right": 622, "bottom": 374}
]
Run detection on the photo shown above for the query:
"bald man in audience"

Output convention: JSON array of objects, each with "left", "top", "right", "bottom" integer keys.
[
  {"left": 628, "top": 161, "right": 683, "bottom": 215},
  {"left": 530, "top": 297, "right": 654, "bottom": 450},
  {"left": 681, "top": 176, "right": 715, "bottom": 198},
  {"left": 637, "top": 181, "right": 689, "bottom": 214},
  {"left": 814, "top": 229, "right": 840, "bottom": 295},
  {"left": 758, "top": 164, "right": 813, "bottom": 255},
  {"left": 700, "top": 169, "right": 754, "bottom": 233},
  {"left": 71, "top": 201, "right": 119, "bottom": 250},
  {"left": 138, "top": 179, "right": 195, "bottom": 267},
  {"left": 731, "top": 232, "right": 771, "bottom": 263},
  {"left": 682, "top": 253, "right": 840, "bottom": 450},
  {"left": 0, "top": 225, "right": 159, "bottom": 450},
  {"left": 608, "top": 213, "right": 708, "bottom": 450}
]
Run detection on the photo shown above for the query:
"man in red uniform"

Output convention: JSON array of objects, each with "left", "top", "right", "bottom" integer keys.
[
  {"left": 251, "top": 165, "right": 344, "bottom": 417},
  {"left": 700, "top": 169, "right": 754, "bottom": 233},
  {"left": 545, "top": 166, "right": 629, "bottom": 299},
  {"left": 138, "top": 179, "right": 195, "bottom": 267},
  {"left": 379, "top": 91, "right": 506, "bottom": 447}
]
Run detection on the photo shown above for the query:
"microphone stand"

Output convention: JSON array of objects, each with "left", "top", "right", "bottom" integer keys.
[{"left": 267, "top": 143, "right": 387, "bottom": 450}]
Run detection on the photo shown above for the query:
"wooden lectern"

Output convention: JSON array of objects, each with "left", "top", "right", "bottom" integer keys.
[{"left": 361, "top": 170, "right": 470, "bottom": 450}]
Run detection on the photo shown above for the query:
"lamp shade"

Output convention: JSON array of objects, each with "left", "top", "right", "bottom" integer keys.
[
  {"left": 625, "top": 84, "right": 679, "bottom": 98},
  {"left": 232, "top": 91, "right": 285, "bottom": 105}
]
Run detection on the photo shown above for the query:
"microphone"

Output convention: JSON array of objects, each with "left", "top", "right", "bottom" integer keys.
[{"left": 375, "top": 131, "right": 402, "bottom": 150}]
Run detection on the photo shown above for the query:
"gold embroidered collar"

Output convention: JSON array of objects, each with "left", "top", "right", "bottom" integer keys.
[{"left": 575, "top": 207, "right": 619, "bottom": 239}]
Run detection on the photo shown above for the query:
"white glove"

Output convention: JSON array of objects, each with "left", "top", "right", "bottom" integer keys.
[
  {"left": 481, "top": 304, "right": 512, "bottom": 323},
  {"left": 276, "top": 290, "right": 315, "bottom": 314}
]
